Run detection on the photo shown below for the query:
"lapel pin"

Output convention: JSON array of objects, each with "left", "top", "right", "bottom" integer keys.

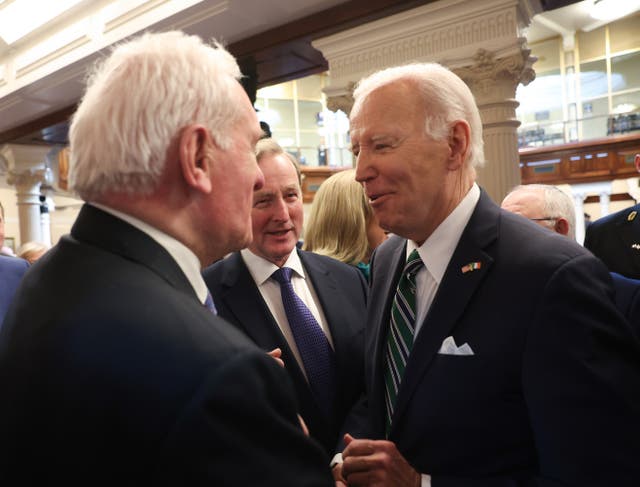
[
  {"left": 632, "top": 243, "right": 640, "bottom": 250},
  {"left": 461, "top": 262, "right": 482, "bottom": 274},
  {"left": 628, "top": 211, "right": 637, "bottom": 222}
]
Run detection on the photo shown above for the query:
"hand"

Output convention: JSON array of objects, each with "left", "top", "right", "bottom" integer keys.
[
  {"left": 342, "top": 434, "right": 420, "bottom": 487},
  {"left": 332, "top": 461, "right": 346, "bottom": 485},
  {"left": 267, "top": 348, "right": 284, "bottom": 368}
]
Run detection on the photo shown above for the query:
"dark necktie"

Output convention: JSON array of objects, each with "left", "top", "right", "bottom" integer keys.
[
  {"left": 203, "top": 291, "right": 217, "bottom": 315},
  {"left": 271, "top": 267, "right": 336, "bottom": 417},
  {"left": 383, "top": 249, "right": 424, "bottom": 436}
]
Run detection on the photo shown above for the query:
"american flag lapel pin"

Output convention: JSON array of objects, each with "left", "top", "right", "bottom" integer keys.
[{"left": 461, "top": 262, "right": 482, "bottom": 274}]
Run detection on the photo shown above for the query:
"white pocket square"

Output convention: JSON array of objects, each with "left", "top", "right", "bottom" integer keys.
[{"left": 438, "top": 336, "right": 474, "bottom": 356}]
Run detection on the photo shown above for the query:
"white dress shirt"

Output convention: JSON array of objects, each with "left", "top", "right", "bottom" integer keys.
[
  {"left": 407, "top": 183, "right": 480, "bottom": 336},
  {"left": 90, "top": 203, "right": 210, "bottom": 305},
  {"left": 403, "top": 183, "right": 480, "bottom": 487},
  {"left": 240, "top": 248, "right": 333, "bottom": 381}
]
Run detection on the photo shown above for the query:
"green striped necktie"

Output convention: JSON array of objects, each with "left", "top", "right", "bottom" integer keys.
[{"left": 383, "top": 249, "right": 423, "bottom": 437}]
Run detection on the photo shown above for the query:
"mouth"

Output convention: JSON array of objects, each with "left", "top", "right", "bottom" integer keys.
[
  {"left": 368, "top": 192, "right": 387, "bottom": 206},
  {"left": 268, "top": 228, "right": 292, "bottom": 237}
]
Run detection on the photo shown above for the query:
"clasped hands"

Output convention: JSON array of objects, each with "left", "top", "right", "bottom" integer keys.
[
  {"left": 333, "top": 434, "right": 420, "bottom": 487},
  {"left": 266, "top": 349, "right": 418, "bottom": 485}
]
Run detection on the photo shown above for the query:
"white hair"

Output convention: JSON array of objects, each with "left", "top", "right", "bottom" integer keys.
[
  {"left": 69, "top": 31, "right": 243, "bottom": 200},
  {"left": 352, "top": 63, "right": 485, "bottom": 168},
  {"left": 510, "top": 184, "right": 576, "bottom": 239}
]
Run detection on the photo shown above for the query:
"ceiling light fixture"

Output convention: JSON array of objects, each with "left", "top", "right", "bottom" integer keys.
[{"left": 0, "top": 0, "right": 84, "bottom": 45}]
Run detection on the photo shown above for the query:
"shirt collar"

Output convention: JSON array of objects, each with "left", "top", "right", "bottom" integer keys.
[
  {"left": 407, "top": 183, "right": 480, "bottom": 284},
  {"left": 241, "top": 247, "right": 306, "bottom": 285},
  {"left": 90, "top": 202, "right": 208, "bottom": 303}
]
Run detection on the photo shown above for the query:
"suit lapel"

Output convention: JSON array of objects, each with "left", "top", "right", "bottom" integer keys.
[
  {"left": 391, "top": 192, "right": 498, "bottom": 430},
  {"left": 368, "top": 237, "right": 406, "bottom": 434},
  {"left": 217, "top": 253, "right": 293, "bottom": 352},
  {"left": 218, "top": 252, "right": 330, "bottom": 432}
]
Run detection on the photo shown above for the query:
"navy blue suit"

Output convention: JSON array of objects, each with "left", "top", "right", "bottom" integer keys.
[
  {"left": 584, "top": 202, "right": 640, "bottom": 279},
  {"left": 203, "top": 250, "right": 368, "bottom": 455},
  {"left": 0, "top": 205, "right": 332, "bottom": 486},
  {"left": 611, "top": 272, "right": 640, "bottom": 332},
  {"left": 0, "top": 254, "right": 28, "bottom": 328},
  {"left": 366, "top": 191, "right": 640, "bottom": 486}
]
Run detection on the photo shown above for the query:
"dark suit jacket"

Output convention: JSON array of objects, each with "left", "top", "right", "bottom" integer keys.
[
  {"left": 611, "top": 272, "right": 640, "bottom": 332},
  {"left": 366, "top": 191, "right": 640, "bottom": 487},
  {"left": 584, "top": 202, "right": 640, "bottom": 279},
  {"left": 203, "top": 250, "right": 368, "bottom": 454},
  {"left": 0, "top": 254, "right": 28, "bottom": 327},
  {"left": 0, "top": 205, "right": 332, "bottom": 486}
]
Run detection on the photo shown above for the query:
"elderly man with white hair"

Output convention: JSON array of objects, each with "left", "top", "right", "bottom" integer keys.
[
  {"left": 0, "top": 31, "right": 333, "bottom": 486},
  {"left": 339, "top": 62, "right": 640, "bottom": 487}
]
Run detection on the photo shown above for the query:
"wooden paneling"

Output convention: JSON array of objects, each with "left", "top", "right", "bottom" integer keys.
[
  {"left": 519, "top": 133, "right": 640, "bottom": 185},
  {"left": 300, "top": 166, "right": 346, "bottom": 203}
]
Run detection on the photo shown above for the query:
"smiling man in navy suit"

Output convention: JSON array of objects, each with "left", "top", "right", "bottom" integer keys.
[
  {"left": 203, "top": 138, "right": 368, "bottom": 465},
  {"left": 340, "top": 63, "right": 640, "bottom": 487}
]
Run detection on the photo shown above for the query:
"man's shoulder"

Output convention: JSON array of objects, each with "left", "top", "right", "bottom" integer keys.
[
  {"left": 299, "top": 249, "right": 363, "bottom": 280},
  {"left": 202, "top": 252, "right": 243, "bottom": 286},
  {"left": 589, "top": 203, "right": 640, "bottom": 232},
  {"left": 0, "top": 254, "right": 29, "bottom": 273}
]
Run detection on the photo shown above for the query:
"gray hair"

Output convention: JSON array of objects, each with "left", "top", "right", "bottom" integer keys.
[
  {"left": 69, "top": 31, "right": 243, "bottom": 200},
  {"left": 352, "top": 62, "right": 485, "bottom": 168},
  {"left": 511, "top": 184, "right": 576, "bottom": 239}
]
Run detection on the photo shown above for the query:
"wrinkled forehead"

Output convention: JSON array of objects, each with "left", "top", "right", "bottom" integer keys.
[{"left": 350, "top": 81, "right": 426, "bottom": 140}]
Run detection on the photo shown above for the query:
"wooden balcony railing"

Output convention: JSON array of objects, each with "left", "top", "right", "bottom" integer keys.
[{"left": 519, "top": 133, "right": 640, "bottom": 186}]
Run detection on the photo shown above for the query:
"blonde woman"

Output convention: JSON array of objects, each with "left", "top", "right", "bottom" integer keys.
[{"left": 303, "top": 168, "right": 386, "bottom": 279}]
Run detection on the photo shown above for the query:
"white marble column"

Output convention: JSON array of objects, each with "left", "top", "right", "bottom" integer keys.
[
  {"left": 1, "top": 144, "right": 52, "bottom": 246},
  {"left": 312, "top": 0, "right": 543, "bottom": 202},
  {"left": 570, "top": 181, "right": 612, "bottom": 244},
  {"left": 571, "top": 190, "right": 587, "bottom": 245}
]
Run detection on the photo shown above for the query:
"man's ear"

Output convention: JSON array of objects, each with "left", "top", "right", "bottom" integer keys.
[
  {"left": 554, "top": 217, "right": 570, "bottom": 237},
  {"left": 447, "top": 120, "right": 470, "bottom": 170},
  {"left": 179, "top": 124, "right": 212, "bottom": 193}
]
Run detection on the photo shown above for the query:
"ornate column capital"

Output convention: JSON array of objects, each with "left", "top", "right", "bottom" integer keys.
[
  {"left": 7, "top": 167, "right": 48, "bottom": 190},
  {"left": 325, "top": 82, "right": 355, "bottom": 115},
  {"left": 453, "top": 46, "right": 537, "bottom": 100}
]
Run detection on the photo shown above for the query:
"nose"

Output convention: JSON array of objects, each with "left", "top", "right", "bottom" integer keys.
[
  {"left": 354, "top": 151, "right": 373, "bottom": 184},
  {"left": 272, "top": 196, "right": 289, "bottom": 222}
]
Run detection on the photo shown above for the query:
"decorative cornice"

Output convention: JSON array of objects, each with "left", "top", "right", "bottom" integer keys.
[{"left": 313, "top": 0, "right": 542, "bottom": 87}]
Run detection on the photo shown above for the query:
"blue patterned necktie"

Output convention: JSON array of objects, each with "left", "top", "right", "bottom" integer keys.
[
  {"left": 383, "top": 249, "right": 423, "bottom": 436},
  {"left": 203, "top": 291, "right": 217, "bottom": 315},
  {"left": 271, "top": 267, "right": 336, "bottom": 417}
]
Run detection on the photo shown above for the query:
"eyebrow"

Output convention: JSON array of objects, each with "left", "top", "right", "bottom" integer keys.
[{"left": 254, "top": 189, "right": 275, "bottom": 199}]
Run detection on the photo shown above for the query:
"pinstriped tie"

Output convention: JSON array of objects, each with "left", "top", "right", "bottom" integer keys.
[{"left": 383, "top": 249, "right": 423, "bottom": 437}]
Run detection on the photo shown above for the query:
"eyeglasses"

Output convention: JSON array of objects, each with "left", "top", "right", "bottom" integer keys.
[{"left": 529, "top": 217, "right": 558, "bottom": 222}]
